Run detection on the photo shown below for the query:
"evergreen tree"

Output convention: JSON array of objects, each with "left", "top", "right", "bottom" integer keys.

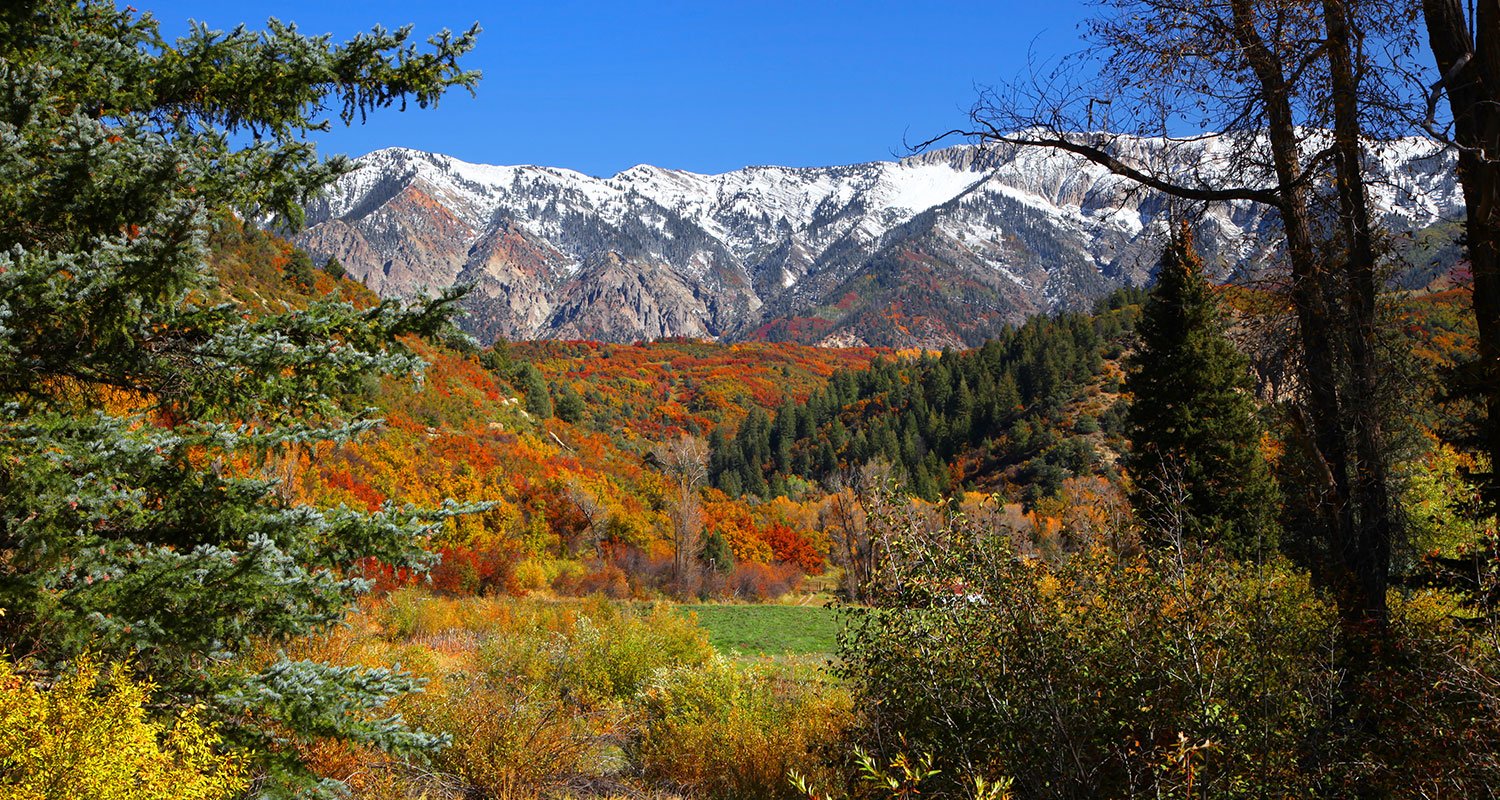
[
  {"left": 0, "top": 2, "right": 479, "bottom": 794},
  {"left": 700, "top": 529, "right": 733, "bottom": 573},
  {"left": 554, "top": 381, "right": 585, "bottom": 423},
  {"left": 284, "top": 249, "right": 317, "bottom": 290},
  {"left": 992, "top": 373, "right": 1021, "bottom": 419},
  {"left": 817, "top": 440, "right": 838, "bottom": 475},
  {"left": 734, "top": 408, "right": 772, "bottom": 496},
  {"left": 830, "top": 418, "right": 849, "bottom": 451},
  {"left": 772, "top": 399, "right": 796, "bottom": 473},
  {"left": 1126, "top": 232, "right": 1278, "bottom": 556},
  {"left": 479, "top": 338, "right": 512, "bottom": 374},
  {"left": 516, "top": 362, "right": 553, "bottom": 419},
  {"left": 706, "top": 427, "right": 729, "bottom": 484}
]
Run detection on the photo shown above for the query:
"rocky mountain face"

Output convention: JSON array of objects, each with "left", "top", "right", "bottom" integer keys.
[{"left": 296, "top": 137, "right": 1463, "bottom": 348}]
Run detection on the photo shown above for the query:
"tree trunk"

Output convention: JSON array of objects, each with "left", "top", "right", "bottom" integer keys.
[
  {"left": 1424, "top": 0, "right": 1500, "bottom": 516},
  {"left": 1229, "top": 0, "right": 1363, "bottom": 614},
  {"left": 1323, "top": 0, "right": 1393, "bottom": 623}
]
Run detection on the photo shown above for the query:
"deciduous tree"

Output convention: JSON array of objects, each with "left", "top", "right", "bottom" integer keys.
[
  {"left": 931, "top": 0, "right": 1412, "bottom": 622},
  {"left": 655, "top": 434, "right": 710, "bottom": 584},
  {"left": 1421, "top": 0, "right": 1500, "bottom": 512}
]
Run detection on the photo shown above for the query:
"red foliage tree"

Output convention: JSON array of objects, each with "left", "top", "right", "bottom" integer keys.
[{"left": 761, "top": 522, "right": 825, "bottom": 575}]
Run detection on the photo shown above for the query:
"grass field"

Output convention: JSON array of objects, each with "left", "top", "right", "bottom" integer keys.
[{"left": 679, "top": 603, "right": 842, "bottom": 657}]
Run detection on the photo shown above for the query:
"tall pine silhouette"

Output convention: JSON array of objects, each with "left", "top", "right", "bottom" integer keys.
[{"left": 1126, "top": 231, "right": 1278, "bottom": 556}]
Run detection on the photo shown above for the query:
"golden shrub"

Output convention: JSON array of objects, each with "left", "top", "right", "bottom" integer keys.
[{"left": 0, "top": 656, "right": 246, "bottom": 800}]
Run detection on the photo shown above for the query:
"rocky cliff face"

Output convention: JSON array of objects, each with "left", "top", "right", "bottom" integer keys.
[{"left": 296, "top": 137, "right": 1463, "bottom": 348}]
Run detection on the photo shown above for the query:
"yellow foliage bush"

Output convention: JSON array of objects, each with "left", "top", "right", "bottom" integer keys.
[
  {"left": 293, "top": 591, "right": 862, "bottom": 799},
  {"left": 637, "top": 656, "right": 854, "bottom": 800},
  {"left": 0, "top": 657, "right": 246, "bottom": 800}
]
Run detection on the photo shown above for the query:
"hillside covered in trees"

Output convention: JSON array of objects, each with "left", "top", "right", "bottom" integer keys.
[{"left": 710, "top": 291, "right": 1143, "bottom": 502}]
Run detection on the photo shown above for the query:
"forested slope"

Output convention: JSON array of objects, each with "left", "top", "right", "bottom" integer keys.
[
  {"left": 712, "top": 290, "right": 1145, "bottom": 502},
  {"left": 211, "top": 219, "right": 882, "bottom": 597}
]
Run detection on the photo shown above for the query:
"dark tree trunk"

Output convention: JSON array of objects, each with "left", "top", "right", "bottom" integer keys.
[
  {"left": 1424, "top": 0, "right": 1500, "bottom": 514},
  {"left": 1230, "top": 0, "right": 1368, "bottom": 618},
  {"left": 1323, "top": 0, "right": 1393, "bottom": 623}
]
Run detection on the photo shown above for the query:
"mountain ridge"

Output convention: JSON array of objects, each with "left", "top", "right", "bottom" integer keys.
[{"left": 295, "top": 137, "right": 1463, "bottom": 348}]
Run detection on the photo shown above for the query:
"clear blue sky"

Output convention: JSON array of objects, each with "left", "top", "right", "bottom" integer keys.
[{"left": 141, "top": 1, "right": 1093, "bottom": 176}]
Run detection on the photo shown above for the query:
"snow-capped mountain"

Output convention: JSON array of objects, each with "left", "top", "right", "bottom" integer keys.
[{"left": 296, "top": 137, "right": 1463, "bottom": 348}]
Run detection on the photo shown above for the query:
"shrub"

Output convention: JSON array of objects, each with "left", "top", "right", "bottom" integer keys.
[
  {"left": 403, "top": 672, "right": 618, "bottom": 798},
  {"left": 729, "top": 561, "right": 806, "bottom": 600},
  {"left": 840, "top": 509, "right": 1340, "bottom": 798},
  {"left": 511, "top": 558, "right": 553, "bottom": 592},
  {"left": 840, "top": 504, "right": 1500, "bottom": 798},
  {"left": 550, "top": 546, "right": 813, "bottom": 602},
  {"left": 1330, "top": 590, "right": 1500, "bottom": 794},
  {"left": 0, "top": 657, "right": 247, "bottom": 800},
  {"left": 298, "top": 591, "right": 875, "bottom": 798},
  {"left": 428, "top": 543, "right": 523, "bottom": 595},
  {"left": 636, "top": 656, "right": 854, "bottom": 800},
  {"left": 361, "top": 593, "right": 716, "bottom": 796},
  {"left": 553, "top": 558, "right": 635, "bottom": 598},
  {"left": 544, "top": 599, "right": 716, "bottom": 709}
]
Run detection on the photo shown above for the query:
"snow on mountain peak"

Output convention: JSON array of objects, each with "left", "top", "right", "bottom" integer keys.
[{"left": 297, "top": 136, "right": 1465, "bottom": 348}]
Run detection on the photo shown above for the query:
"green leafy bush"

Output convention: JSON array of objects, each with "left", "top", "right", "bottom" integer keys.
[{"left": 839, "top": 502, "right": 1500, "bottom": 798}]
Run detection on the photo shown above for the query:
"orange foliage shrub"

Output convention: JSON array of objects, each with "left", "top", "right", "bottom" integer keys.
[
  {"left": 322, "top": 468, "right": 385, "bottom": 511},
  {"left": 553, "top": 560, "right": 634, "bottom": 599},
  {"left": 761, "top": 523, "right": 825, "bottom": 575},
  {"left": 728, "top": 561, "right": 805, "bottom": 600},
  {"left": 429, "top": 543, "right": 524, "bottom": 595}
]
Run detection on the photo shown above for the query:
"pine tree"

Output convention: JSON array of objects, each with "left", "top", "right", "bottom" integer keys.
[
  {"left": 1125, "top": 232, "right": 1279, "bottom": 556},
  {"left": 553, "top": 381, "right": 586, "bottom": 424},
  {"left": 284, "top": 249, "right": 317, "bottom": 290},
  {"left": 699, "top": 528, "right": 733, "bottom": 573},
  {"left": 772, "top": 399, "right": 797, "bottom": 473},
  {"left": 517, "top": 362, "right": 553, "bottom": 419},
  {"left": 0, "top": 2, "right": 479, "bottom": 794},
  {"left": 479, "top": 338, "right": 512, "bottom": 374}
]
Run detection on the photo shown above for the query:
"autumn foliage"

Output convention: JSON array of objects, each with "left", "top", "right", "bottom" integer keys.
[{"left": 0, "top": 658, "right": 247, "bottom": 800}]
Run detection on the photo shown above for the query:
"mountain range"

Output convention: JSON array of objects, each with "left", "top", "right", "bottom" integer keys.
[{"left": 295, "top": 137, "right": 1464, "bottom": 348}]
